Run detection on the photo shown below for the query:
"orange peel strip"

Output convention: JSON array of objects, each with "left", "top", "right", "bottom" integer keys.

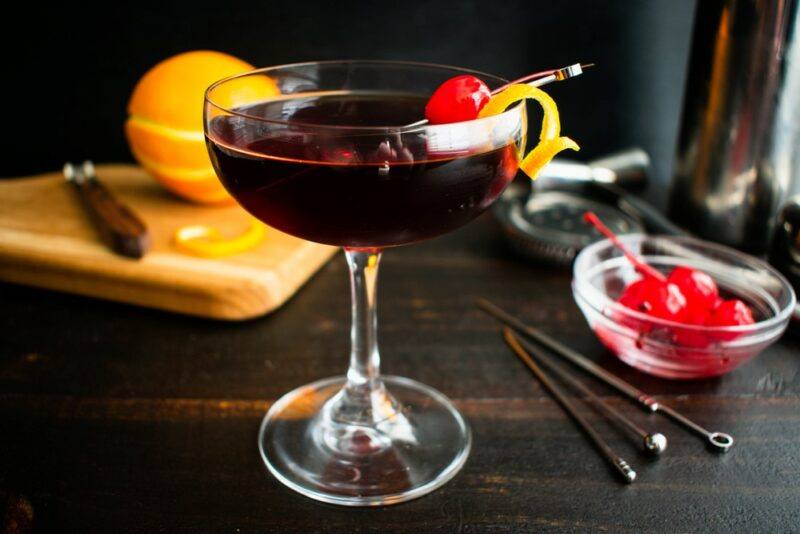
[
  {"left": 521, "top": 136, "right": 580, "bottom": 180},
  {"left": 174, "top": 219, "right": 266, "bottom": 258},
  {"left": 478, "top": 84, "right": 579, "bottom": 180}
]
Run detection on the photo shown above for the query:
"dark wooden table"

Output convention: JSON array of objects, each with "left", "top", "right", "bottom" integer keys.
[{"left": 2, "top": 215, "right": 799, "bottom": 533}]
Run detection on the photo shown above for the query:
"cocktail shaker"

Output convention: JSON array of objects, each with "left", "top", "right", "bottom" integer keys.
[
  {"left": 768, "top": 197, "right": 800, "bottom": 319},
  {"left": 670, "top": 0, "right": 800, "bottom": 253}
]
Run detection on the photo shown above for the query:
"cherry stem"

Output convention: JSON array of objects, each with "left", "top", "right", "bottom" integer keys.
[
  {"left": 492, "top": 68, "right": 557, "bottom": 95},
  {"left": 583, "top": 211, "right": 667, "bottom": 282}
]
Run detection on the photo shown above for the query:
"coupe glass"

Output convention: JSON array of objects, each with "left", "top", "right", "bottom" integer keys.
[{"left": 204, "top": 61, "right": 526, "bottom": 505}]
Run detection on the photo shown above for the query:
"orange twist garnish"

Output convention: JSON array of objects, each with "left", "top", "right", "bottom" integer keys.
[{"left": 478, "top": 84, "right": 579, "bottom": 180}]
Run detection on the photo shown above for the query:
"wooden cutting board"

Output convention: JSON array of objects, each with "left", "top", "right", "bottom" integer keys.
[{"left": 0, "top": 164, "right": 338, "bottom": 320}]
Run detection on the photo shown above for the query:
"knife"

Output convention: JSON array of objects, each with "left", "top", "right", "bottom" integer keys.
[{"left": 63, "top": 161, "right": 151, "bottom": 259}]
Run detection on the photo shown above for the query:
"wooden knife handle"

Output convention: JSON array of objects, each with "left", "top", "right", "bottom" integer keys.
[{"left": 73, "top": 178, "right": 151, "bottom": 259}]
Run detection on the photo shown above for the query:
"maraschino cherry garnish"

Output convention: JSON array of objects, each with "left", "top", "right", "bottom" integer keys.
[
  {"left": 423, "top": 68, "right": 580, "bottom": 181},
  {"left": 424, "top": 75, "right": 491, "bottom": 124},
  {"left": 424, "top": 67, "right": 568, "bottom": 125}
]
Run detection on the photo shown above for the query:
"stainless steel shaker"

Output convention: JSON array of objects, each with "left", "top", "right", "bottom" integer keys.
[
  {"left": 670, "top": 0, "right": 800, "bottom": 253},
  {"left": 768, "top": 197, "right": 800, "bottom": 319}
]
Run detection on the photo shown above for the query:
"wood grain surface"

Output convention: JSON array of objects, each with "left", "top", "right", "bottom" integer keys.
[
  {"left": 0, "top": 165, "right": 337, "bottom": 320},
  {"left": 1, "top": 215, "right": 799, "bottom": 533}
]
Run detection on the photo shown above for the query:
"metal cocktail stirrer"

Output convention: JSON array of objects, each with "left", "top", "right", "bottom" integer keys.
[
  {"left": 503, "top": 328, "right": 637, "bottom": 484},
  {"left": 514, "top": 335, "right": 667, "bottom": 455},
  {"left": 478, "top": 299, "right": 735, "bottom": 452},
  {"left": 404, "top": 63, "right": 592, "bottom": 129}
]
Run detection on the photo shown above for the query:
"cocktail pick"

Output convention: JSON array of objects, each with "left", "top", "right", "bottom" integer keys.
[
  {"left": 516, "top": 336, "right": 667, "bottom": 455},
  {"left": 503, "top": 328, "right": 637, "bottom": 483},
  {"left": 478, "top": 299, "right": 735, "bottom": 452},
  {"left": 491, "top": 63, "right": 593, "bottom": 96},
  {"left": 405, "top": 63, "right": 592, "bottom": 128}
]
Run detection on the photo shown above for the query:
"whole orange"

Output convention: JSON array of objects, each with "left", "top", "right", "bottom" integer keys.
[{"left": 125, "top": 50, "right": 278, "bottom": 204}]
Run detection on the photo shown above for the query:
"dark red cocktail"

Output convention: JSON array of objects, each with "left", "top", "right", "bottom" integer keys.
[{"left": 206, "top": 93, "right": 517, "bottom": 247}]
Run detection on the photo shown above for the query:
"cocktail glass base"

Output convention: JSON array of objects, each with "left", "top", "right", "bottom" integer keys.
[{"left": 258, "top": 375, "right": 471, "bottom": 506}]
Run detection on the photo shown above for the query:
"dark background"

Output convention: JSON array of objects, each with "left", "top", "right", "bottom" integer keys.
[
  {"left": 6, "top": 0, "right": 695, "bottom": 210},
  {"left": 7, "top": 4, "right": 800, "bottom": 532}
]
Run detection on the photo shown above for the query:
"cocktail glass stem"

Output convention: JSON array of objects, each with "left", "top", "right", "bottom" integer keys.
[
  {"left": 345, "top": 248, "right": 382, "bottom": 395},
  {"left": 322, "top": 249, "right": 402, "bottom": 439}
]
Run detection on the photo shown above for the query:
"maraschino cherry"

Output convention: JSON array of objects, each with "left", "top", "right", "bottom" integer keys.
[
  {"left": 583, "top": 212, "right": 686, "bottom": 323},
  {"left": 424, "top": 67, "right": 562, "bottom": 125},
  {"left": 425, "top": 75, "right": 491, "bottom": 124},
  {"left": 618, "top": 278, "right": 687, "bottom": 322},
  {"left": 583, "top": 212, "right": 756, "bottom": 347},
  {"left": 706, "top": 299, "right": 755, "bottom": 340},
  {"left": 667, "top": 266, "right": 719, "bottom": 310},
  {"left": 666, "top": 265, "right": 720, "bottom": 343}
]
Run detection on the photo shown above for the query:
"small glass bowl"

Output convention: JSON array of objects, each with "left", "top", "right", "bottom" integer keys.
[{"left": 572, "top": 234, "right": 796, "bottom": 379}]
